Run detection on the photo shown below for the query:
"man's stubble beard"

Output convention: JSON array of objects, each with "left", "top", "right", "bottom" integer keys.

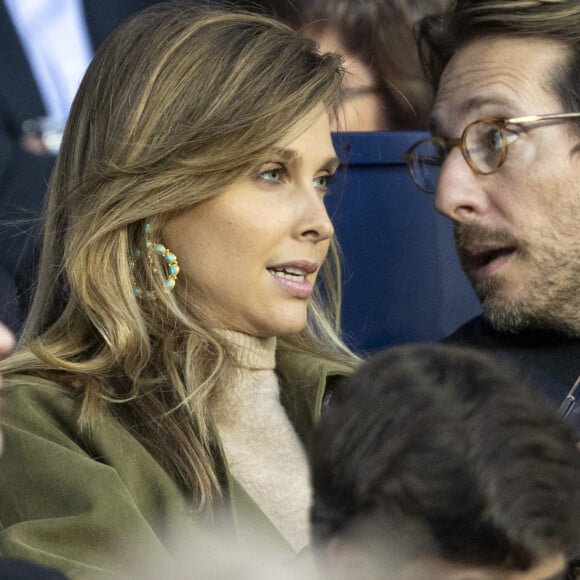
[{"left": 455, "top": 223, "right": 580, "bottom": 337}]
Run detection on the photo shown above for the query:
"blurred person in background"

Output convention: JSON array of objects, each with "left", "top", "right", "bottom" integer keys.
[
  {"left": 0, "top": 0, "right": 162, "bottom": 334},
  {"left": 230, "top": 0, "right": 450, "bottom": 131}
]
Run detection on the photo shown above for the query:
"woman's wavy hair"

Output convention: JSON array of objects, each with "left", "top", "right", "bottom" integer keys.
[
  {"left": 0, "top": 1, "right": 358, "bottom": 511},
  {"left": 418, "top": 0, "right": 580, "bottom": 132}
]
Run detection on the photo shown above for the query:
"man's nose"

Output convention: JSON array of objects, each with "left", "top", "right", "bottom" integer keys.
[{"left": 434, "top": 148, "right": 489, "bottom": 221}]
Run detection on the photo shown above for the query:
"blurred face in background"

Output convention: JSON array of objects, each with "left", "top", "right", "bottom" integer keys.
[{"left": 312, "top": 29, "right": 389, "bottom": 131}]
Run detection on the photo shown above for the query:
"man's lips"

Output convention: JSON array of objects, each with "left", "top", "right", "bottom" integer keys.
[
  {"left": 454, "top": 223, "right": 521, "bottom": 282},
  {"left": 461, "top": 245, "right": 517, "bottom": 267},
  {"left": 459, "top": 245, "right": 517, "bottom": 281}
]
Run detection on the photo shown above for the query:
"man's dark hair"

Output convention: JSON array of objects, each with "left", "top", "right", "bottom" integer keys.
[
  {"left": 309, "top": 343, "right": 580, "bottom": 572},
  {"left": 418, "top": 0, "right": 580, "bottom": 133}
]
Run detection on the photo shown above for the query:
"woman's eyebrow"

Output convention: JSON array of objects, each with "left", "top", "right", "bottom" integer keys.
[
  {"left": 270, "top": 147, "right": 297, "bottom": 162},
  {"left": 322, "top": 155, "right": 341, "bottom": 172},
  {"left": 269, "top": 147, "right": 340, "bottom": 171}
]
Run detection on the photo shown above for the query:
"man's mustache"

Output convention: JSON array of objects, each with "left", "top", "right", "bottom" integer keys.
[{"left": 453, "top": 222, "right": 520, "bottom": 250}]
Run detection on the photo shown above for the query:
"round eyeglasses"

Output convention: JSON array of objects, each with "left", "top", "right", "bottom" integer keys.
[{"left": 402, "top": 112, "right": 580, "bottom": 194}]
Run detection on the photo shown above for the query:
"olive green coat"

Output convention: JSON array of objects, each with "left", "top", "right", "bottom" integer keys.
[{"left": 0, "top": 343, "right": 351, "bottom": 579}]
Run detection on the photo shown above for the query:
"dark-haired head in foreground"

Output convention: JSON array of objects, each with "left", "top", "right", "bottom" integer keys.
[{"left": 310, "top": 343, "right": 580, "bottom": 579}]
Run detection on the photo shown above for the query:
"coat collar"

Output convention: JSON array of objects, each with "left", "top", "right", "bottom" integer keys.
[{"left": 275, "top": 341, "right": 353, "bottom": 442}]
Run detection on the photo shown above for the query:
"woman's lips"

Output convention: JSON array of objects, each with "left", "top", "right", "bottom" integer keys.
[{"left": 267, "top": 261, "right": 318, "bottom": 299}]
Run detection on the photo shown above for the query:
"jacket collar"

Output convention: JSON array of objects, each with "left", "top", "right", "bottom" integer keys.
[{"left": 275, "top": 341, "right": 353, "bottom": 442}]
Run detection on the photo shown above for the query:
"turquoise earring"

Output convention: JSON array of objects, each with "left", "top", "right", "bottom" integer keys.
[{"left": 129, "top": 223, "right": 180, "bottom": 299}]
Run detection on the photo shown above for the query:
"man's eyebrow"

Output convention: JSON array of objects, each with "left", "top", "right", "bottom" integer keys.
[{"left": 429, "top": 95, "right": 517, "bottom": 135}]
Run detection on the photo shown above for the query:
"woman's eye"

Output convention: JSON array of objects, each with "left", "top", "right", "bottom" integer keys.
[
  {"left": 314, "top": 173, "right": 335, "bottom": 192},
  {"left": 258, "top": 165, "right": 286, "bottom": 183}
]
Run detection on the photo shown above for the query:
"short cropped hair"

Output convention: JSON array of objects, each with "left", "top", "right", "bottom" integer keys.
[
  {"left": 418, "top": 0, "right": 580, "bottom": 131},
  {"left": 310, "top": 343, "right": 580, "bottom": 571}
]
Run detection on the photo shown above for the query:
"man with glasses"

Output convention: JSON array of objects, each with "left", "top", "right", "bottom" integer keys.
[{"left": 403, "top": 0, "right": 580, "bottom": 413}]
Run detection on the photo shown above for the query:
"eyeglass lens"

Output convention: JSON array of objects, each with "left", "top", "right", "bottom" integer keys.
[
  {"left": 409, "top": 140, "right": 444, "bottom": 193},
  {"left": 410, "top": 120, "right": 506, "bottom": 192},
  {"left": 464, "top": 121, "right": 504, "bottom": 173}
]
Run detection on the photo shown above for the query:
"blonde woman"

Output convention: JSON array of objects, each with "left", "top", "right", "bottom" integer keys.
[{"left": 0, "top": 2, "right": 359, "bottom": 578}]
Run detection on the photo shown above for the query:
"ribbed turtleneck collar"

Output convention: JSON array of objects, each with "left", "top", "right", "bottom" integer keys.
[{"left": 219, "top": 330, "right": 277, "bottom": 371}]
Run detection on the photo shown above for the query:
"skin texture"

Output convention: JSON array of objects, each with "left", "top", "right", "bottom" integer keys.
[
  {"left": 326, "top": 538, "right": 565, "bottom": 580},
  {"left": 399, "top": 553, "right": 566, "bottom": 580},
  {"left": 431, "top": 35, "right": 580, "bottom": 335},
  {"left": 164, "top": 104, "right": 338, "bottom": 337}
]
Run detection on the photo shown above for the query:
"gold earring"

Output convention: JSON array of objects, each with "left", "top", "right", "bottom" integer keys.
[{"left": 129, "top": 223, "right": 180, "bottom": 299}]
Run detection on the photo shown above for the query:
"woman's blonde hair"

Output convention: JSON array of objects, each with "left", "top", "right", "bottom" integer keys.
[{"left": 1, "top": 1, "right": 357, "bottom": 511}]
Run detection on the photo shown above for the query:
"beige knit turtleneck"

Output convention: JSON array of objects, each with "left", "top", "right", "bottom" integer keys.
[{"left": 210, "top": 331, "right": 311, "bottom": 553}]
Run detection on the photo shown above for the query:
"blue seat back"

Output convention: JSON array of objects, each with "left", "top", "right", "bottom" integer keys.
[{"left": 328, "top": 131, "right": 481, "bottom": 354}]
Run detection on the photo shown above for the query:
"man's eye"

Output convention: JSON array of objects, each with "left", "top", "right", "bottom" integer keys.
[{"left": 483, "top": 127, "right": 503, "bottom": 151}]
